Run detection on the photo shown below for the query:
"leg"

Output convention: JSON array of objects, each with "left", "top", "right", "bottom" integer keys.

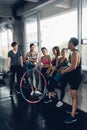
[
  {"left": 70, "top": 89, "right": 78, "bottom": 117},
  {"left": 56, "top": 74, "right": 68, "bottom": 107},
  {"left": 16, "top": 65, "right": 23, "bottom": 92},
  {"left": 60, "top": 88, "right": 65, "bottom": 101},
  {"left": 10, "top": 66, "right": 15, "bottom": 95},
  {"left": 33, "top": 70, "right": 42, "bottom": 95},
  {"left": 41, "top": 68, "right": 48, "bottom": 92},
  {"left": 44, "top": 77, "right": 57, "bottom": 103},
  {"left": 60, "top": 77, "right": 68, "bottom": 101},
  {"left": 34, "top": 69, "right": 39, "bottom": 90}
]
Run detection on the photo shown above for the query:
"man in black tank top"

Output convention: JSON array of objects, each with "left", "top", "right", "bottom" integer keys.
[{"left": 61, "top": 38, "right": 82, "bottom": 124}]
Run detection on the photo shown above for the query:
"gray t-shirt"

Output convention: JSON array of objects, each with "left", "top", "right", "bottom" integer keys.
[{"left": 8, "top": 50, "right": 22, "bottom": 66}]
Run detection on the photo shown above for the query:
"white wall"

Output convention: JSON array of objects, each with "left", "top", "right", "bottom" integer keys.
[{"left": 63, "top": 81, "right": 87, "bottom": 113}]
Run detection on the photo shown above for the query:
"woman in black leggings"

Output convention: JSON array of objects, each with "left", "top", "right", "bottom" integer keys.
[{"left": 45, "top": 48, "right": 68, "bottom": 104}]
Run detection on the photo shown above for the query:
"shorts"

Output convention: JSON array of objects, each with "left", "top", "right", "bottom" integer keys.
[{"left": 68, "top": 71, "right": 82, "bottom": 90}]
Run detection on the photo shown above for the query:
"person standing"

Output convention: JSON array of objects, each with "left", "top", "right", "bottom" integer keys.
[
  {"left": 61, "top": 38, "right": 82, "bottom": 124},
  {"left": 7, "top": 42, "right": 23, "bottom": 96}
]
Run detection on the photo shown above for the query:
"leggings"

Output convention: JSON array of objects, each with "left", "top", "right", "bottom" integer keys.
[
  {"left": 47, "top": 74, "right": 67, "bottom": 101},
  {"left": 41, "top": 68, "right": 48, "bottom": 92}
]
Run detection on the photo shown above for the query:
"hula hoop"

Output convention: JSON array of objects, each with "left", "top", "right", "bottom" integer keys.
[{"left": 20, "top": 68, "right": 47, "bottom": 104}]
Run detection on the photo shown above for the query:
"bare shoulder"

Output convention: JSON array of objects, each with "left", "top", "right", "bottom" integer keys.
[
  {"left": 72, "top": 50, "right": 80, "bottom": 57},
  {"left": 47, "top": 55, "right": 51, "bottom": 58},
  {"left": 26, "top": 52, "right": 30, "bottom": 56},
  {"left": 72, "top": 50, "right": 78, "bottom": 56}
]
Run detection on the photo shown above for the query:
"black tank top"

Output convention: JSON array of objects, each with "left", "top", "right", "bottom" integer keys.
[{"left": 70, "top": 49, "right": 81, "bottom": 74}]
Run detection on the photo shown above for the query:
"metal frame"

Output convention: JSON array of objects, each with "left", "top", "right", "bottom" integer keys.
[{"left": 77, "top": 0, "right": 82, "bottom": 51}]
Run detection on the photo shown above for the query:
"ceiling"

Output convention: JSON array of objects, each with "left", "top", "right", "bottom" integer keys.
[
  {"left": 0, "top": 0, "right": 50, "bottom": 24},
  {"left": 0, "top": 0, "right": 40, "bottom": 6},
  {"left": 0, "top": 0, "right": 75, "bottom": 26},
  {"left": 0, "top": 0, "right": 17, "bottom": 6}
]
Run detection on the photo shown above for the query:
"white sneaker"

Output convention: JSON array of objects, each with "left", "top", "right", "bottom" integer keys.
[
  {"left": 35, "top": 90, "right": 42, "bottom": 95},
  {"left": 30, "top": 91, "right": 34, "bottom": 96},
  {"left": 56, "top": 101, "right": 63, "bottom": 107}
]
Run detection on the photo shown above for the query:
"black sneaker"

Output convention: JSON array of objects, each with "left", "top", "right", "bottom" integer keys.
[
  {"left": 64, "top": 115, "right": 77, "bottom": 124},
  {"left": 44, "top": 97, "right": 52, "bottom": 103}
]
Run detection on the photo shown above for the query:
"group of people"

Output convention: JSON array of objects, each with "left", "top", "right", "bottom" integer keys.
[{"left": 7, "top": 37, "right": 82, "bottom": 124}]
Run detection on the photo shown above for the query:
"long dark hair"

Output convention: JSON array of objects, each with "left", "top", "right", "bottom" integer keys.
[{"left": 52, "top": 46, "right": 60, "bottom": 57}]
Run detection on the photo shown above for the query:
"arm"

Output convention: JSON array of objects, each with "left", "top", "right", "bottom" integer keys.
[
  {"left": 7, "top": 57, "right": 11, "bottom": 71},
  {"left": 35, "top": 58, "right": 41, "bottom": 68},
  {"left": 20, "top": 56, "right": 23, "bottom": 67},
  {"left": 56, "top": 57, "right": 59, "bottom": 68},
  {"left": 24, "top": 52, "right": 29, "bottom": 63},
  {"left": 46, "top": 55, "right": 52, "bottom": 73}
]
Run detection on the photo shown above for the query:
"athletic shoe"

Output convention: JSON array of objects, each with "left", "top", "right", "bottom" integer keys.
[
  {"left": 44, "top": 97, "right": 52, "bottom": 103},
  {"left": 64, "top": 115, "right": 77, "bottom": 124},
  {"left": 56, "top": 101, "right": 63, "bottom": 107},
  {"left": 35, "top": 90, "right": 42, "bottom": 95},
  {"left": 30, "top": 91, "right": 34, "bottom": 96},
  {"left": 66, "top": 109, "right": 79, "bottom": 114}
]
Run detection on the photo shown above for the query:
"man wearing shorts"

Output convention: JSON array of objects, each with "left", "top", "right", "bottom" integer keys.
[{"left": 61, "top": 37, "right": 82, "bottom": 124}]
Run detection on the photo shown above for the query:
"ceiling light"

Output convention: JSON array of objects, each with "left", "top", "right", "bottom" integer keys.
[
  {"left": 24, "top": 0, "right": 39, "bottom": 2},
  {"left": 55, "top": 0, "right": 70, "bottom": 9}
]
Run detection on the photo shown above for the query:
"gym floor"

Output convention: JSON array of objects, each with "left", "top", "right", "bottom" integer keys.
[{"left": 0, "top": 83, "right": 87, "bottom": 130}]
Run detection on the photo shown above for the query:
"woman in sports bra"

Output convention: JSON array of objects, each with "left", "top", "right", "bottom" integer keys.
[
  {"left": 61, "top": 38, "right": 82, "bottom": 124},
  {"left": 24, "top": 43, "right": 41, "bottom": 96},
  {"left": 40, "top": 47, "right": 51, "bottom": 69},
  {"left": 38, "top": 47, "right": 51, "bottom": 92},
  {"left": 24, "top": 43, "right": 38, "bottom": 68}
]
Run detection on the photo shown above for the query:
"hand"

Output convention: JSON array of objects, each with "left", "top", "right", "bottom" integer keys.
[
  {"left": 46, "top": 70, "right": 50, "bottom": 74},
  {"left": 50, "top": 72, "right": 52, "bottom": 77},
  {"left": 60, "top": 69, "right": 65, "bottom": 74}
]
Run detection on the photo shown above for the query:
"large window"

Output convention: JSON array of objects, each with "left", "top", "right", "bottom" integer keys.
[
  {"left": 40, "top": 11, "right": 77, "bottom": 53},
  {"left": 0, "top": 29, "right": 13, "bottom": 58},
  {"left": 25, "top": 14, "right": 38, "bottom": 53}
]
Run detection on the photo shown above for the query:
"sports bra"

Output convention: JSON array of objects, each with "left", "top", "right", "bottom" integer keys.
[
  {"left": 52, "top": 57, "right": 58, "bottom": 66},
  {"left": 29, "top": 51, "right": 37, "bottom": 60},
  {"left": 41, "top": 59, "right": 49, "bottom": 65}
]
